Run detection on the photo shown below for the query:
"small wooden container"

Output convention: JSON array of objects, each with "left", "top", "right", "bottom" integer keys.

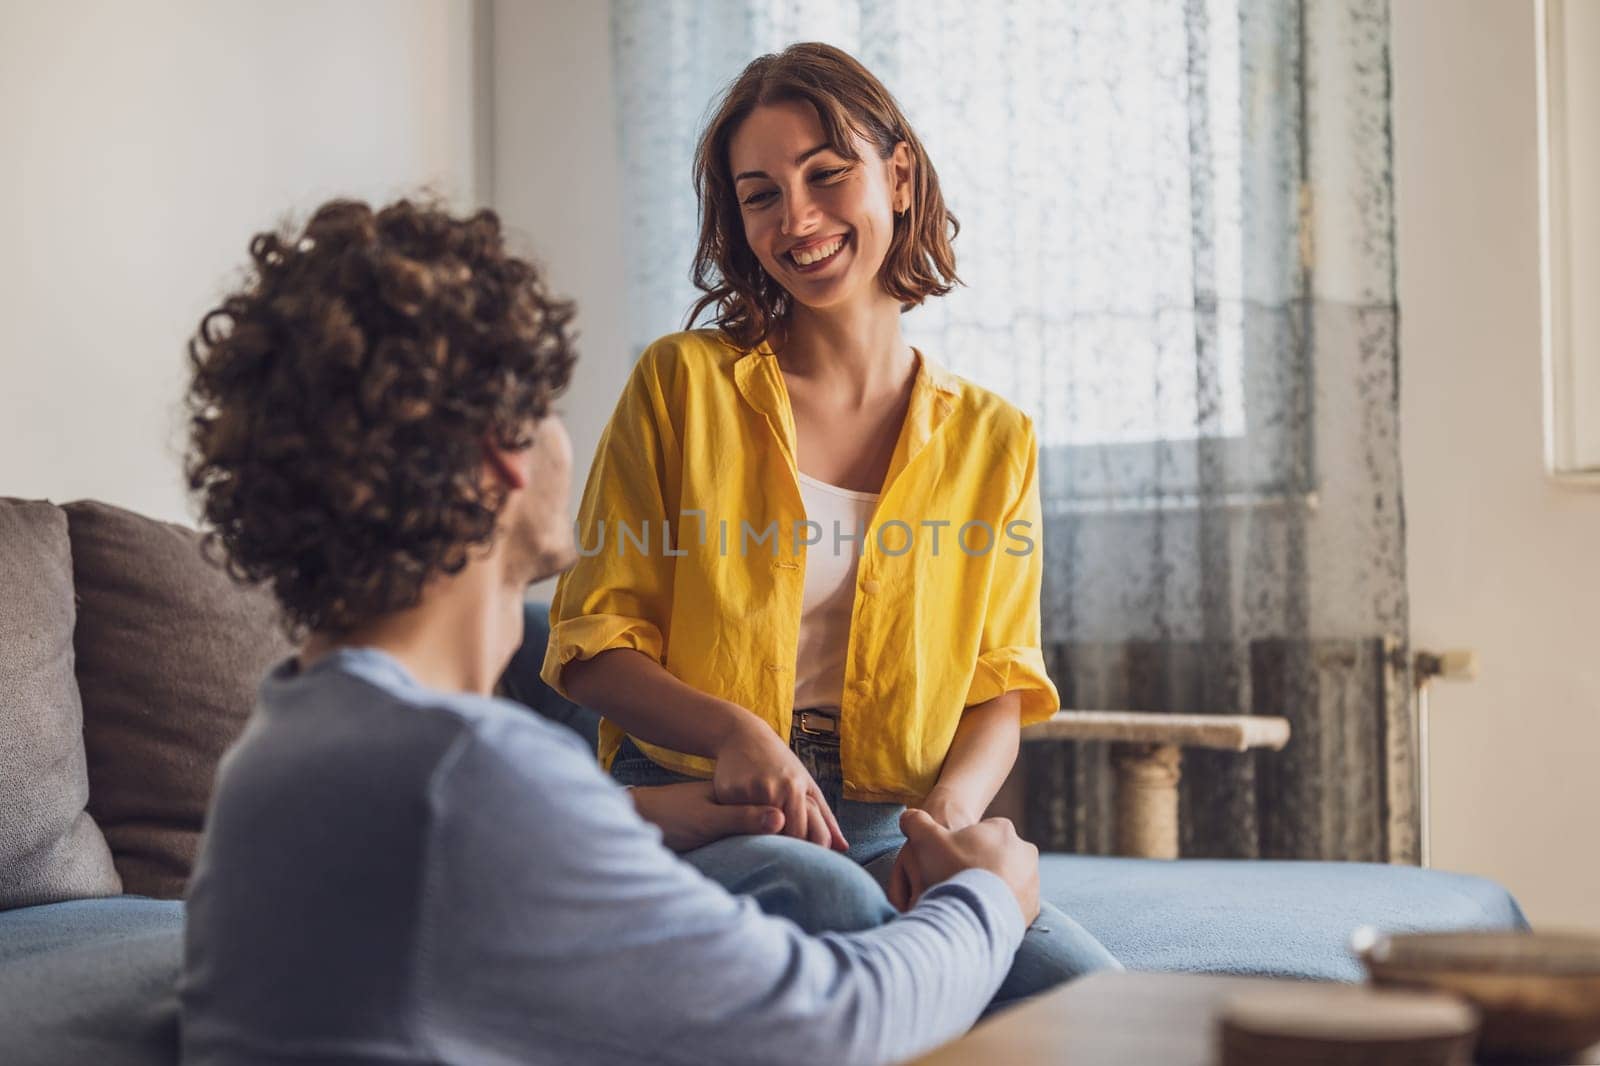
[
  {"left": 1355, "top": 929, "right": 1600, "bottom": 1062},
  {"left": 1218, "top": 984, "right": 1479, "bottom": 1066}
]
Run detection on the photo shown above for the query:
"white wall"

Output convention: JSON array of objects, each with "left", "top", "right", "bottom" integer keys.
[
  {"left": 1393, "top": 0, "right": 1600, "bottom": 927},
  {"left": 1553, "top": 0, "right": 1600, "bottom": 466},
  {"left": 488, "top": 0, "right": 631, "bottom": 603},
  {"left": 0, "top": 0, "right": 481, "bottom": 524}
]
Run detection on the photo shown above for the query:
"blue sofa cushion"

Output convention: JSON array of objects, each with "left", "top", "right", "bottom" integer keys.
[
  {"left": 1040, "top": 853, "right": 1529, "bottom": 982},
  {"left": 0, "top": 897, "right": 183, "bottom": 1066},
  {"left": 0, "top": 852, "right": 1530, "bottom": 1064}
]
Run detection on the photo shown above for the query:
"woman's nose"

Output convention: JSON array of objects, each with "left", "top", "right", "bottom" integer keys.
[{"left": 780, "top": 188, "right": 820, "bottom": 238}]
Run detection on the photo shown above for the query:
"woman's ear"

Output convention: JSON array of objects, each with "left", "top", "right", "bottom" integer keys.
[{"left": 890, "top": 141, "right": 915, "bottom": 214}]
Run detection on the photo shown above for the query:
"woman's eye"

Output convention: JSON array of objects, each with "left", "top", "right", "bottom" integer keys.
[
  {"left": 741, "top": 190, "right": 775, "bottom": 206},
  {"left": 813, "top": 167, "right": 849, "bottom": 181}
]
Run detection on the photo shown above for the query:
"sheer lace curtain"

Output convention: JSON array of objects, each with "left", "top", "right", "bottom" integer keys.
[{"left": 610, "top": 0, "right": 1414, "bottom": 861}]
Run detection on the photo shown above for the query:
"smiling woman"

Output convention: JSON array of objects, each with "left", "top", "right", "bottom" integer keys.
[
  {"left": 536, "top": 40, "right": 1123, "bottom": 1012},
  {"left": 687, "top": 42, "right": 958, "bottom": 350},
  {"left": 598, "top": 0, "right": 1419, "bottom": 879}
]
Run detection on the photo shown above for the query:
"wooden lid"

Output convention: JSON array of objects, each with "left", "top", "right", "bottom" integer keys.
[
  {"left": 1219, "top": 986, "right": 1478, "bottom": 1066},
  {"left": 1363, "top": 929, "right": 1600, "bottom": 977}
]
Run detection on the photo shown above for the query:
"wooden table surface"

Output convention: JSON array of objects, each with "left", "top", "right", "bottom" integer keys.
[{"left": 906, "top": 971, "right": 1600, "bottom": 1065}]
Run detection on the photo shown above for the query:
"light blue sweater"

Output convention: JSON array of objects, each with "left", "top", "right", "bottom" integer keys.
[{"left": 181, "top": 648, "right": 1024, "bottom": 1066}]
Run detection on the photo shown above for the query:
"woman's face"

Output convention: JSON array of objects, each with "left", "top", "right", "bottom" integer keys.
[{"left": 728, "top": 99, "right": 911, "bottom": 317}]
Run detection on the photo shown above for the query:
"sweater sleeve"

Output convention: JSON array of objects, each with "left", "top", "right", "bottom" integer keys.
[{"left": 417, "top": 712, "right": 1023, "bottom": 1066}]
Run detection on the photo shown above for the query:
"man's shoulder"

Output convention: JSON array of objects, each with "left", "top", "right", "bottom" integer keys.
[
  {"left": 386, "top": 684, "right": 600, "bottom": 786},
  {"left": 251, "top": 651, "right": 595, "bottom": 785},
  {"left": 446, "top": 694, "right": 600, "bottom": 776}
]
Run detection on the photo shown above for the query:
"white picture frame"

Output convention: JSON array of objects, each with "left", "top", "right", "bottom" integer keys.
[{"left": 1538, "top": 0, "right": 1600, "bottom": 484}]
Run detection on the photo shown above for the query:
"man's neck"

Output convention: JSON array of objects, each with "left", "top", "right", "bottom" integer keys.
[{"left": 301, "top": 561, "right": 525, "bottom": 697}]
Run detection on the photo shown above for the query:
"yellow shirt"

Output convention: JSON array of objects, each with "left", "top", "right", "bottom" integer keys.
[{"left": 541, "top": 330, "right": 1059, "bottom": 803}]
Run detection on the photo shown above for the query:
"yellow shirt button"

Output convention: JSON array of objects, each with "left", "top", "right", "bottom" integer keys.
[{"left": 860, "top": 579, "right": 881, "bottom": 595}]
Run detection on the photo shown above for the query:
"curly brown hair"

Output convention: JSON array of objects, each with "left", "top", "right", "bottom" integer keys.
[
  {"left": 185, "top": 198, "right": 576, "bottom": 636},
  {"left": 688, "top": 42, "right": 960, "bottom": 350}
]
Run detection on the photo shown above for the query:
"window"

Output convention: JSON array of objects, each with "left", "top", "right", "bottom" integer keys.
[{"left": 612, "top": 0, "right": 1313, "bottom": 505}]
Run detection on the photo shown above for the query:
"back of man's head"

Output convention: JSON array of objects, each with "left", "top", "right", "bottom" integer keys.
[{"left": 184, "top": 198, "right": 575, "bottom": 638}]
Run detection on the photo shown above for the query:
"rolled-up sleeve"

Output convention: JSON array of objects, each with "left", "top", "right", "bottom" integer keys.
[
  {"left": 963, "top": 419, "right": 1061, "bottom": 726},
  {"left": 541, "top": 350, "right": 680, "bottom": 698}
]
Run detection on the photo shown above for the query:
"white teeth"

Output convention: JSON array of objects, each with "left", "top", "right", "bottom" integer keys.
[{"left": 791, "top": 237, "right": 844, "bottom": 267}]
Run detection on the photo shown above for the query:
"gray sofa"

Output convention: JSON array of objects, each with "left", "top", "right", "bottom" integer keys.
[{"left": 0, "top": 498, "right": 1527, "bottom": 1066}]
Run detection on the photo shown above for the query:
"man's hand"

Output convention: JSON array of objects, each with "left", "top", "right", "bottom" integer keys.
[
  {"left": 887, "top": 788, "right": 983, "bottom": 907},
  {"left": 888, "top": 808, "right": 1040, "bottom": 924},
  {"left": 712, "top": 717, "right": 848, "bottom": 852},
  {"left": 628, "top": 781, "right": 785, "bottom": 853}
]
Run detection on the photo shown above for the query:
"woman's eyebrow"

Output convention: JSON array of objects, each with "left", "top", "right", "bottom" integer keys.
[{"left": 734, "top": 143, "right": 833, "bottom": 183}]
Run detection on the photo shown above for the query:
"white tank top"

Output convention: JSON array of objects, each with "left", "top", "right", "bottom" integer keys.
[{"left": 793, "top": 471, "right": 879, "bottom": 711}]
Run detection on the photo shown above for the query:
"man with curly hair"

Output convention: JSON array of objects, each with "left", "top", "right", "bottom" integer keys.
[{"left": 179, "top": 198, "right": 1040, "bottom": 1066}]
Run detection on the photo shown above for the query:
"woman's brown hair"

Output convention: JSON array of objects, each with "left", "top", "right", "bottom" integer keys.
[{"left": 688, "top": 42, "right": 959, "bottom": 350}]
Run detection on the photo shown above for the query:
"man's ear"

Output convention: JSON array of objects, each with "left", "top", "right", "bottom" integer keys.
[{"left": 482, "top": 435, "right": 530, "bottom": 492}]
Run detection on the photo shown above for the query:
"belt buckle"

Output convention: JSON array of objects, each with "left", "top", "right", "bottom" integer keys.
[{"left": 797, "top": 710, "right": 837, "bottom": 737}]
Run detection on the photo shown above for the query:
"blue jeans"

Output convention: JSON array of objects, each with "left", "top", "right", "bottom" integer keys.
[{"left": 611, "top": 725, "right": 1123, "bottom": 1009}]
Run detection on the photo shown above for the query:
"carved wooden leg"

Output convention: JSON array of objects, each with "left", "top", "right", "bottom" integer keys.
[{"left": 1111, "top": 742, "right": 1183, "bottom": 859}]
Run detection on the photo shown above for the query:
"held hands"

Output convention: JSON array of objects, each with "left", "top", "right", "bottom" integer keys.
[
  {"left": 886, "top": 785, "right": 980, "bottom": 908},
  {"left": 888, "top": 808, "right": 1041, "bottom": 925},
  {"left": 712, "top": 716, "right": 849, "bottom": 852}
]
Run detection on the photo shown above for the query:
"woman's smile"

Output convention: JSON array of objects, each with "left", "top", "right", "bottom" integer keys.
[{"left": 785, "top": 233, "right": 851, "bottom": 274}]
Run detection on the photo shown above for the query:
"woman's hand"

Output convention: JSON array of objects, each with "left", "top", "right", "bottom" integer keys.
[
  {"left": 919, "top": 786, "right": 982, "bottom": 833},
  {"left": 713, "top": 717, "right": 848, "bottom": 852},
  {"left": 628, "top": 781, "right": 785, "bottom": 852}
]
